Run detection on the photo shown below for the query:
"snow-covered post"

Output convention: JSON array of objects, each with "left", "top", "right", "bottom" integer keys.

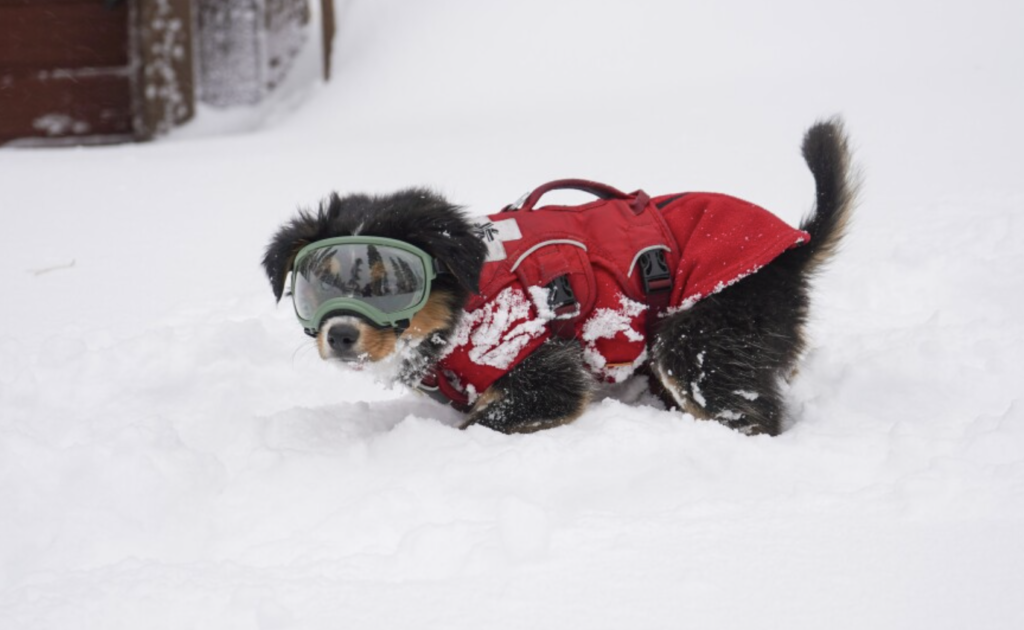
[
  {"left": 195, "top": 0, "right": 310, "bottom": 107},
  {"left": 131, "top": 0, "right": 196, "bottom": 140}
]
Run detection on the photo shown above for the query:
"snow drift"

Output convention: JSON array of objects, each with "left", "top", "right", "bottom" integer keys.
[{"left": 2, "top": 1, "right": 1023, "bottom": 628}]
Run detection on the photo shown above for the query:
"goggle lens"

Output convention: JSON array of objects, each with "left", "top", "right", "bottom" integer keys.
[{"left": 292, "top": 242, "right": 429, "bottom": 323}]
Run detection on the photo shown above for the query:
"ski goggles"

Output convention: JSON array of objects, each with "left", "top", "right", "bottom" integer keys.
[{"left": 290, "top": 236, "right": 438, "bottom": 334}]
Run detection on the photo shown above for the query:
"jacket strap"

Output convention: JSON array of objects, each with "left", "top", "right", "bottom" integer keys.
[
  {"left": 508, "top": 179, "right": 650, "bottom": 215},
  {"left": 416, "top": 367, "right": 473, "bottom": 412},
  {"left": 637, "top": 248, "right": 673, "bottom": 330},
  {"left": 546, "top": 275, "right": 579, "bottom": 339}
]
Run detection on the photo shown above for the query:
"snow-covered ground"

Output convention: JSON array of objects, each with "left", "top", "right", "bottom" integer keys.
[{"left": 2, "top": 1, "right": 1024, "bottom": 628}]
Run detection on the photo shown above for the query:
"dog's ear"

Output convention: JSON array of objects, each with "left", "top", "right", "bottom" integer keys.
[
  {"left": 262, "top": 222, "right": 307, "bottom": 303},
  {"left": 262, "top": 194, "right": 347, "bottom": 302},
  {"left": 425, "top": 227, "right": 487, "bottom": 294}
]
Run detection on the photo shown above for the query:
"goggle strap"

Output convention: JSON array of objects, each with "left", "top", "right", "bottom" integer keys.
[{"left": 393, "top": 319, "right": 411, "bottom": 336}]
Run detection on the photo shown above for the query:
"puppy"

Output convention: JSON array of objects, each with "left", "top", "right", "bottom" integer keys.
[{"left": 263, "top": 119, "right": 857, "bottom": 435}]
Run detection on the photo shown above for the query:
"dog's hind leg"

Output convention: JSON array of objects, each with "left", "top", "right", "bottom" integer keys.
[
  {"left": 649, "top": 118, "right": 857, "bottom": 436},
  {"left": 461, "top": 338, "right": 593, "bottom": 434},
  {"left": 649, "top": 319, "right": 785, "bottom": 436},
  {"left": 648, "top": 265, "right": 808, "bottom": 436}
]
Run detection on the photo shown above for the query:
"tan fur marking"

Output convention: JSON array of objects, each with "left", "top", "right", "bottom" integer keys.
[
  {"left": 473, "top": 387, "right": 503, "bottom": 410},
  {"left": 361, "top": 287, "right": 456, "bottom": 360},
  {"left": 461, "top": 386, "right": 592, "bottom": 433},
  {"left": 654, "top": 366, "right": 712, "bottom": 420},
  {"left": 316, "top": 318, "right": 395, "bottom": 361},
  {"left": 512, "top": 390, "right": 591, "bottom": 433},
  {"left": 316, "top": 330, "right": 330, "bottom": 359},
  {"left": 403, "top": 289, "right": 456, "bottom": 340},
  {"left": 359, "top": 327, "right": 398, "bottom": 361},
  {"left": 805, "top": 181, "right": 858, "bottom": 274},
  {"left": 681, "top": 399, "right": 712, "bottom": 421},
  {"left": 459, "top": 388, "right": 504, "bottom": 430}
]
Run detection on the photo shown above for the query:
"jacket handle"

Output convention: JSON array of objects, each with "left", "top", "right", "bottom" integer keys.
[{"left": 509, "top": 178, "right": 648, "bottom": 214}]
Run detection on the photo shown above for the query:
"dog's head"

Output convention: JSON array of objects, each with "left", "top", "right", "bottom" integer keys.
[{"left": 263, "top": 188, "right": 486, "bottom": 379}]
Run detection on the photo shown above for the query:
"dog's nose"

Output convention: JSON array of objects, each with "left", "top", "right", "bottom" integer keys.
[{"left": 325, "top": 323, "right": 360, "bottom": 356}]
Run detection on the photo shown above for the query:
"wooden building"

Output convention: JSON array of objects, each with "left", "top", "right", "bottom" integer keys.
[{"left": 0, "top": 0, "right": 322, "bottom": 147}]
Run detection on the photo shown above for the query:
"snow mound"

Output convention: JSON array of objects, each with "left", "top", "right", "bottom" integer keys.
[{"left": 2, "top": 0, "right": 1024, "bottom": 628}]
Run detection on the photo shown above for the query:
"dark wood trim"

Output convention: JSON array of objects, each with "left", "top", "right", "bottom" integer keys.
[{"left": 321, "top": 0, "right": 336, "bottom": 81}]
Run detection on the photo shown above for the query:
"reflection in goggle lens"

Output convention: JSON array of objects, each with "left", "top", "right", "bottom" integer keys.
[{"left": 293, "top": 243, "right": 427, "bottom": 320}]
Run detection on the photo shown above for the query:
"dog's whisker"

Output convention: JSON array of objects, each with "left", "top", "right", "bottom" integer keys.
[{"left": 291, "top": 341, "right": 319, "bottom": 366}]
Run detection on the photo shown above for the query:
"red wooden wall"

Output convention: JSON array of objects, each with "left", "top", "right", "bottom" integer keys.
[{"left": 0, "top": 0, "right": 135, "bottom": 145}]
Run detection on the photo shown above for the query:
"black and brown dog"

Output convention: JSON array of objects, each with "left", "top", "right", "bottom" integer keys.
[{"left": 263, "top": 118, "right": 858, "bottom": 435}]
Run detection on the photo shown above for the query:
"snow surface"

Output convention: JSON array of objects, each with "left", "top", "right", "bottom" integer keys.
[{"left": 2, "top": 1, "right": 1024, "bottom": 628}]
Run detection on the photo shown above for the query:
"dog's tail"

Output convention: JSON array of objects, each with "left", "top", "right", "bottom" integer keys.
[{"left": 791, "top": 117, "right": 859, "bottom": 275}]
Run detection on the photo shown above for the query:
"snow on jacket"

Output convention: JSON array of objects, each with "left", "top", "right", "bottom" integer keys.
[{"left": 435, "top": 180, "right": 810, "bottom": 402}]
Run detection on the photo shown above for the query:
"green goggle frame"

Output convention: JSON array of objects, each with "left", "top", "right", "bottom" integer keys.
[{"left": 290, "top": 236, "right": 438, "bottom": 334}]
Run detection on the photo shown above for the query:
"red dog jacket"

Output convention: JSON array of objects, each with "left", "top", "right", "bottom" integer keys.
[{"left": 430, "top": 180, "right": 810, "bottom": 405}]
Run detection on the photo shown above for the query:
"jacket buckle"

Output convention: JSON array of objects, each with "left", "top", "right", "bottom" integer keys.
[
  {"left": 547, "top": 275, "right": 578, "bottom": 319},
  {"left": 639, "top": 250, "right": 672, "bottom": 294}
]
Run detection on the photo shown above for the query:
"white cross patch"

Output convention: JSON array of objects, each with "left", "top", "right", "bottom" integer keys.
[{"left": 474, "top": 218, "right": 522, "bottom": 263}]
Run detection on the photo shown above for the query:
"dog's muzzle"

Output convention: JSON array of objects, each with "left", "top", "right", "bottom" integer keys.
[{"left": 324, "top": 320, "right": 361, "bottom": 360}]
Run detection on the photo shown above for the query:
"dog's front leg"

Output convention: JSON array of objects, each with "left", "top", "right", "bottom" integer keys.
[{"left": 460, "top": 339, "right": 592, "bottom": 434}]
